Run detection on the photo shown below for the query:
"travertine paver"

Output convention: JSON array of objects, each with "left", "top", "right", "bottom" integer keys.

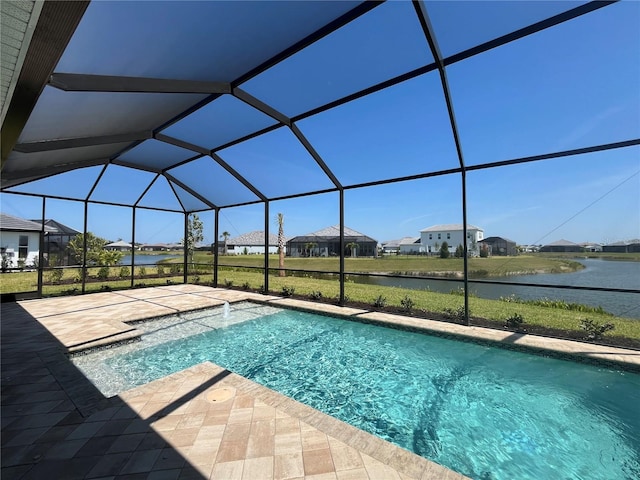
[{"left": 3, "top": 284, "right": 638, "bottom": 480}]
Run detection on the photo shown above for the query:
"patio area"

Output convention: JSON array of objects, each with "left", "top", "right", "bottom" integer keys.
[{"left": 2, "top": 285, "right": 638, "bottom": 479}]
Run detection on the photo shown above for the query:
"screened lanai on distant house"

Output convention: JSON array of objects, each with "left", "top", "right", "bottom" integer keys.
[
  {"left": 287, "top": 225, "right": 377, "bottom": 258},
  {"left": 0, "top": 0, "right": 638, "bottom": 314}
]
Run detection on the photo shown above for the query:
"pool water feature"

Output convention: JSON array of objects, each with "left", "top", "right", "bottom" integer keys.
[{"left": 72, "top": 302, "right": 640, "bottom": 480}]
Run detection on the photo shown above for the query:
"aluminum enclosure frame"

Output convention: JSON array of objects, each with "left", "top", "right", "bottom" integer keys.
[{"left": 1, "top": 1, "right": 638, "bottom": 318}]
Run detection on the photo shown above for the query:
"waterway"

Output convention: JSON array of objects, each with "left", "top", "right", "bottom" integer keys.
[
  {"left": 118, "top": 253, "right": 181, "bottom": 265},
  {"left": 354, "top": 259, "right": 640, "bottom": 319}
]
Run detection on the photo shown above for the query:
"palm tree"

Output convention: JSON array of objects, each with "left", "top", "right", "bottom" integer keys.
[
  {"left": 304, "top": 242, "right": 317, "bottom": 257},
  {"left": 346, "top": 242, "right": 358, "bottom": 258},
  {"left": 220, "top": 231, "right": 230, "bottom": 255},
  {"left": 277, "top": 213, "right": 285, "bottom": 277}
]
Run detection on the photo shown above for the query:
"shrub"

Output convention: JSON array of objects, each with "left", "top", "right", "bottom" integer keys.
[
  {"left": 1, "top": 253, "right": 10, "bottom": 272},
  {"left": 580, "top": 319, "right": 615, "bottom": 341},
  {"left": 157, "top": 264, "right": 165, "bottom": 276},
  {"left": 506, "top": 313, "right": 525, "bottom": 330},
  {"left": 46, "top": 269, "right": 64, "bottom": 284},
  {"left": 169, "top": 263, "right": 181, "bottom": 275},
  {"left": 242, "top": 281, "right": 251, "bottom": 290},
  {"left": 281, "top": 285, "right": 295, "bottom": 297},
  {"left": 118, "top": 266, "right": 130, "bottom": 279},
  {"left": 373, "top": 295, "right": 387, "bottom": 308},
  {"left": 97, "top": 266, "right": 110, "bottom": 280},
  {"left": 443, "top": 306, "right": 467, "bottom": 323},
  {"left": 439, "top": 241, "right": 450, "bottom": 259},
  {"left": 454, "top": 244, "right": 464, "bottom": 258},
  {"left": 74, "top": 270, "right": 87, "bottom": 283},
  {"left": 224, "top": 278, "right": 234, "bottom": 287},
  {"left": 310, "top": 290, "right": 323, "bottom": 300},
  {"left": 400, "top": 295, "right": 414, "bottom": 312},
  {"left": 499, "top": 295, "right": 612, "bottom": 316},
  {"left": 259, "top": 284, "right": 266, "bottom": 294},
  {"left": 138, "top": 266, "right": 147, "bottom": 278}
]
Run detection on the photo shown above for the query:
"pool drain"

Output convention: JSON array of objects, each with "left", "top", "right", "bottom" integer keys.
[{"left": 205, "top": 386, "right": 236, "bottom": 403}]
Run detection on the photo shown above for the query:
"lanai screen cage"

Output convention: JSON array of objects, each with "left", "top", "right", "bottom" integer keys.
[{"left": 1, "top": 1, "right": 638, "bottom": 322}]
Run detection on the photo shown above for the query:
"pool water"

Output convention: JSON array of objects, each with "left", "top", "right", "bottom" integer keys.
[{"left": 73, "top": 302, "right": 640, "bottom": 480}]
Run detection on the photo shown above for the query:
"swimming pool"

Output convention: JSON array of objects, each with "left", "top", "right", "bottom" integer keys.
[{"left": 72, "top": 302, "right": 640, "bottom": 480}]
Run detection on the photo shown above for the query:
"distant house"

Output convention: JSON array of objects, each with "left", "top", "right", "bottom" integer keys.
[
  {"left": 602, "top": 239, "right": 640, "bottom": 253},
  {"left": 419, "top": 224, "right": 484, "bottom": 255},
  {"left": 30, "top": 219, "right": 81, "bottom": 266},
  {"left": 225, "top": 231, "right": 280, "bottom": 255},
  {"left": 479, "top": 236, "right": 518, "bottom": 256},
  {"left": 140, "top": 243, "right": 182, "bottom": 252},
  {"left": 381, "top": 237, "right": 420, "bottom": 255},
  {"left": 286, "top": 226, "right": 377, "bottom": 258},
  {"left": 140, "top": 243, "right": 172, "bottom": 252},
  {"left": 539, "top": 239, "right": 583, "bottom": 253},
  {"left": 105, "top": 240, "right": 133, "bottom": 251},
  {"left": 0, "top": 213, "right": 54, "bottom": 269},
  {"left": 579, "top": 242, "right": 603, "bottom": 253},
  {"left": 398, "top": 237, "right": 422, "bottom": 254}
]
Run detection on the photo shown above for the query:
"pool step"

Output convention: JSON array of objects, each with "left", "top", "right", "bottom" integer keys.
[{"left": 67, "top": 328, "right": 141, "bottom": 354}]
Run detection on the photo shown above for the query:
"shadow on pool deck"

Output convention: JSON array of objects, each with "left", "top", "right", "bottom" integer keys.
[{"left": 1, "top": 302, "right": 206, "bottom": 479}]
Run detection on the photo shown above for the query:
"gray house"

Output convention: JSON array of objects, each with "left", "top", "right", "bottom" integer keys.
[
  {"left": 31, "top": 219, "right": 81, "bottom": 266},
  {"left": 602, "top": 239, "right": 640, "bottom": 253},
  {"left": 479, "top": 236, "right": 518, "bottom": 256},
  {"left": 287, "top": 225, "right": 377, "bottom": 258},
  {"left": 539, "top": 239, "right": 583, "bottom": 253}
]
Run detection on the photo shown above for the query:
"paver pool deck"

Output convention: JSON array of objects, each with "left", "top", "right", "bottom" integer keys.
[{"left": 2, "top": 284, "right": 638, "bottom": 479}]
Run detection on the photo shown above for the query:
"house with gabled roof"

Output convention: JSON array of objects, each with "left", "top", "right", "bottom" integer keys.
[
  {"left": 419, "top": 224, "right": 484, "bottom": 255},
  {"left": 0, "top": 213, "right": 55, "bottom": 269},
  {"left": 225, "top": 231, "right": 280, "bottom": 255},
  {"left": 602, "top": 239, "right": 640, "bottom": 253},
  {"left": 539, "top": 239, "right": 583, "bottom": 253},
  {"left": 286, "top": 225, "right": 377, "bottom": 258},
  {"left": 105, "top": 240, "right": 133, "bottom": 251},
  {"left": 381, "top": 237, "right": 421, "bottom": 255}
]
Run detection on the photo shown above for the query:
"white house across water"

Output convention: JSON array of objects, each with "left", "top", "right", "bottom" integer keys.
[{"left": 394, "top": 224, "right": 484, "bottom": 255}]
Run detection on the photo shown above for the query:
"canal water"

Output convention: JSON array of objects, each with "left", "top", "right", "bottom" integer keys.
[
  {"left": 354, "top": 259, "right": 640, "bottom": 319},
  {"left": 118, "top": 254, "right": 181, "bottom": 265}
]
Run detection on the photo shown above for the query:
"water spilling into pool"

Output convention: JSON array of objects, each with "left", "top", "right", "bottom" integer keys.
[{"left": 72, "top": 302, "right": 640, "bottom": 480}]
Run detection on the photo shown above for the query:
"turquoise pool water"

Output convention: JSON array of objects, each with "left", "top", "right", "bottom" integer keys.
[{"left": 90, "top": 304, "right": 639, "bottom": 480}]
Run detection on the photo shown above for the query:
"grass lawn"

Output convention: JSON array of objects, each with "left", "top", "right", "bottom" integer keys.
[{"left": 207, "top": 254, "right": 585, "bottom": 277}]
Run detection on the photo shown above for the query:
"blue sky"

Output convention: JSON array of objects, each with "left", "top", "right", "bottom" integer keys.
[{"left": 2, "top": 1, "right": 639, "bottom": 247}]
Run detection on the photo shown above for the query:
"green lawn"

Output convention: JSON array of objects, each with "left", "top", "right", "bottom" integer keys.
[{"left": 206, "top": 254, "right": 585, "bottom": 277}]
